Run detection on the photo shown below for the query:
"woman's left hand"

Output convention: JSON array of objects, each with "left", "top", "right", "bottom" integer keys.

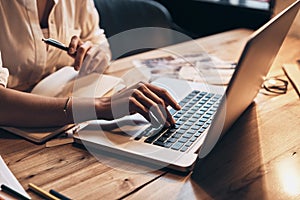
[{"left": 68, "top": 35, "right": 109, "bottom": 76}]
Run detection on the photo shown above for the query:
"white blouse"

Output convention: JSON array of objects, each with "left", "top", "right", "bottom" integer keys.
[
  {"left": 0, "top": 0, "right": 110, "bottom": 91},
  {"left": 0, "top": 52, "right": 8, "bottom": 87}
]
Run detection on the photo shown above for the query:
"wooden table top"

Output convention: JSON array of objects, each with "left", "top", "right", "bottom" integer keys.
[{"left": 1, "top": 28, "right": 300, "bottom": 200}]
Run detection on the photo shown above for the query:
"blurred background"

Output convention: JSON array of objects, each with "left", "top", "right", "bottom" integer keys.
[
  {"left": 155, "top": 0, "right": 299, "bottom": 38},
  {"left": 274, "top": 0, "right": 300, "bottom": 38},
  {"left": 93, "top": 0, "right": 300, "bottom": 58}
]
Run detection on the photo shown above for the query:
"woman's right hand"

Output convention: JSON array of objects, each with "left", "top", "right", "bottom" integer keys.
[
  {"left": 67, "top": 36, "right": 109, "bottom": 76},
  {"left": 95, "top": 82, "right": 181, "bottom": 127}
]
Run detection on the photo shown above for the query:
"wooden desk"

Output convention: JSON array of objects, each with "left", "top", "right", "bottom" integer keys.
[{"left": 1, "top": 29, "right": 300, "bottom": 199}]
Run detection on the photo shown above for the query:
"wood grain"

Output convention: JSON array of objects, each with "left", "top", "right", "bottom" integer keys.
[{"left": 1, "top": 29, "right": 300, "bottom": 199}]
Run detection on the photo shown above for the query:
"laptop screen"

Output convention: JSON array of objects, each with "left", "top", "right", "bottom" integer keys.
[{"left": 198, "top": 0, "right": 300, "bottom": 158}]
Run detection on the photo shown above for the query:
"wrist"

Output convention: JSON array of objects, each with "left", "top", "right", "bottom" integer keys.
[
  {"left": 95, "top": 97, "right": 112, "bottom": 120},
  {"left": 63, "top": 96, "right": 74, "bottom": 124}
]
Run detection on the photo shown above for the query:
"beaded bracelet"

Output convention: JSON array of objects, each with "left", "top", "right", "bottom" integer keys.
[{"left": 63, "top": 96, "right": 72, "bottom": 117}]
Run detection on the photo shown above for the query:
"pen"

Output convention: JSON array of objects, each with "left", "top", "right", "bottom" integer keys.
[
  {"left": 42, "top": 38, "right": 69, "bottom": 52},
  {"left": 28, "top": 183, "right": 59, "bottom": 200},
  {"left": 50, "top": 189, "right": 71, "bottom": 200},
  {"left": 1, "top": 184, "right": 31, "bottom": 200}
]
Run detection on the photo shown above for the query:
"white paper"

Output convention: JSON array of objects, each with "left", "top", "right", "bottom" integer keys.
[
  {"left": 31, "top": 66, "right": 122, "bottom": 98},
  {"left": 0, "top": 156, "right": 31, "bottom": 199},
  {"left": 31, "top": 66, "right": 77, "bottom": 97}
]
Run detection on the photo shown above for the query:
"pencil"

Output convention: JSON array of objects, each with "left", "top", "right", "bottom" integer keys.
[
  {"left": 50, "top": 189, "right": 71, "bottom": 200},
  {"left": 1, "top": 184, "right": 31, "bottom": 200},
  {"left": 28, "top": 183, "right": 59, "bottom": 200}
]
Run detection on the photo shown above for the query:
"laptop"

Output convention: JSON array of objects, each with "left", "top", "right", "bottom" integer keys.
[{"left": 73, "top": 0, "right": 300, "bottom": 172}]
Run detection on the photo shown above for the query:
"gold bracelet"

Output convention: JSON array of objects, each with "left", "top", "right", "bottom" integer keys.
[{"left": 63, "top": 96, "right": 72, "bottom": 117}]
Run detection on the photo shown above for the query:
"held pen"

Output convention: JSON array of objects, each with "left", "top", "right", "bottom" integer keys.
[{"left": 42, "top": 38, "right": 69, "bottom": 52}]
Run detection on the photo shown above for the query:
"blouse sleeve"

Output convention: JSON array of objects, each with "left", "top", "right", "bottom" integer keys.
[
  {"left": 79, "top": 0, "right": 111, "bottom": 61},
  {"left": 0, "top": 51, "right": 9, "bottom": 87}
]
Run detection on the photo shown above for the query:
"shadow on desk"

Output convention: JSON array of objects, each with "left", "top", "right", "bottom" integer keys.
[{"left": 189, "top": 102, "right": 267, "bottom": 199}]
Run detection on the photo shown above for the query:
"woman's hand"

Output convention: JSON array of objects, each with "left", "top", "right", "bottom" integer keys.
[
  {"left": 68, "top": 36, "right": 109, "bottom": 76},
  {"left": 96, "top": 82, "right": 181, "bottom": 127}
]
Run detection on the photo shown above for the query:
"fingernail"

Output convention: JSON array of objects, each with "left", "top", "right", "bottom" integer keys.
[
  {"left": 172, "top": 117, "right": 176, "bottom": 124},
  {"left": 165, "top": 122, "right": 171, "bottom": 127},
  {"left": 69, "top": 48, "right": 75, "bottom": 54}
]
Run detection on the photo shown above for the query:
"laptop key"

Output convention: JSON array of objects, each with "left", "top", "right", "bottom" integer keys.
[
  {"left": 154, "top": 140, "right": 165, "bottom": 147},
  {"left": 172, "top": 133, "right": 182, "bottom": 139},
  {"left": 164, "top": 142, "right": 172, "bottom": 148},
  {"left": 167, "top": 137, "right": 177, "bottom": 143},
  {"left": 203, "top": 123, "right": 210, "bottom": 128},
  {"left": 182, "top": 133, "right": 193, "bottom": 138},
  {"left": 178, "top": 137, "right": 188, "bottom": 143},
  {"left": 191, "top": 125, "right": 201, "bottom": 130},
  {"left": 169, "top": 108, "right": 176, "bottom": 115},
  {"left": 180, "top": 146, "right": 188, "bottom": 152},
  {"left": 171, "top": 142, "right": 184, "bottom": 150},
  {"left": 194, "top": 131, "right": 202, "bottom": 137},
  {"left": 190, "top": 136, "right": 197, "bottom": 142},
  {"left": 185, "top": 141, "right": 193, "bottom": 147},
  {"left": 144, "top": 127, "right": 166, "bottom": 143},
  {"left": 134, "top": 126, "right": 153, "bottom": 140},
  {"left": 145, "top": 134, "right": 160, "bottom": 143},
  {"left": 157, "top": 136, "right": 168, "bottom": 142}
]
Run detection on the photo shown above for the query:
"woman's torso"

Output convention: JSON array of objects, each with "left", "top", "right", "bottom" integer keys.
[{"left": 0, "top": 0, "right": 94, "bottom": 91}]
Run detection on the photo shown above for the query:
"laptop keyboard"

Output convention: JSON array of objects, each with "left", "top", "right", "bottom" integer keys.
[{"left": 136, "top": 90, "right": 222, "bottom": 152}]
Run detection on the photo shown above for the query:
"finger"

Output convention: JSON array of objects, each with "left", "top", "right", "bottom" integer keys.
[
  {"left": 129, "top": 97, "right": 161, "bottom": 128},
  {"left": 132, "top": 89, "right": 170, "bottom": 127},
  {"left": 93, "top": 51, "right": 109, "bottom": 74},
  {"left": 73, "top": 41, "right": 92, "bottom": 71},
  {"left": 145, "top": 83, "right": 181, "bottom": 110},
  {"left": 137, "top": 84, "right": 175, "bottom": 125},
  {"left": 165, "top": 107, "right": 176, "bottom": 125},
  {"left": 79, "top": 46, "right": 98, "bottom": 75},
  {"left": 93, "top": 58, "right": 108, "bottom": 74},
  {"left": 68, "top": 36, "right": 82, "bottom": 56},
  {"left": 79, "top": 47, "right": 107, "bottom": 76}
]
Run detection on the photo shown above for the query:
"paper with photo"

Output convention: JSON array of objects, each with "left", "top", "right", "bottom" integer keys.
[
  {"left": 132, "top": 53, "right": 236, "bottom": 85},
  {"left": 0, "top": 156, "right": 31, "bottom": 199}
]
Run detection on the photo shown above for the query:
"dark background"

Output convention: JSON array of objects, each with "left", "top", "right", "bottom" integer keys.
[{"left": 155, "top": 0, "right": 275, "bottom": 38}]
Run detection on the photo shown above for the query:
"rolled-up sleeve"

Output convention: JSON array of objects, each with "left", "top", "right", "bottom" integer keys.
[
  {"left": 79, "top": 0, "right": 111, "bottom": 61},
  {"left": 0, "top": 52, "right": 9, "bottom": 87}
]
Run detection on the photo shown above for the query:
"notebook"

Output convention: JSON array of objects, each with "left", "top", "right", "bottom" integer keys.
[
  {"left": 1, "top": 67, "right": 122, "bottom": 144},
  {"left": 0, "top": 156, "right": 31, "bottom": 199},
  {"left": 73, "top": 0, "right": 300, "bottom": 172}
]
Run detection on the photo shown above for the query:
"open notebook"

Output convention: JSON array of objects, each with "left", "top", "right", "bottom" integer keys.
[{"left": 1, "top": 67, "right": 122, "bottom": 144}]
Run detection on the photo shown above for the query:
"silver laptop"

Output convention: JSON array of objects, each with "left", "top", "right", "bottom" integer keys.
[{"left": 73, "top": 0, "right": 300, "bottom": 172}]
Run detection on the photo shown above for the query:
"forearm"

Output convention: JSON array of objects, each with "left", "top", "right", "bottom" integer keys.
[
  {"left": 0, "top": 82, "right": 181, "bottom": 128},
  {"left": 0, "top": 87, "right": 97, "bottom": 128}
]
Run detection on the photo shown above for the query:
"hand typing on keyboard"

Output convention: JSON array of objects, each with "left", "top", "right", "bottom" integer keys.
[
  {"left": 138, "top": 90, "right": 222, "bottom": 152},
  {"left": 96, "top": 82, "right": 181, "bottom": 127}
]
